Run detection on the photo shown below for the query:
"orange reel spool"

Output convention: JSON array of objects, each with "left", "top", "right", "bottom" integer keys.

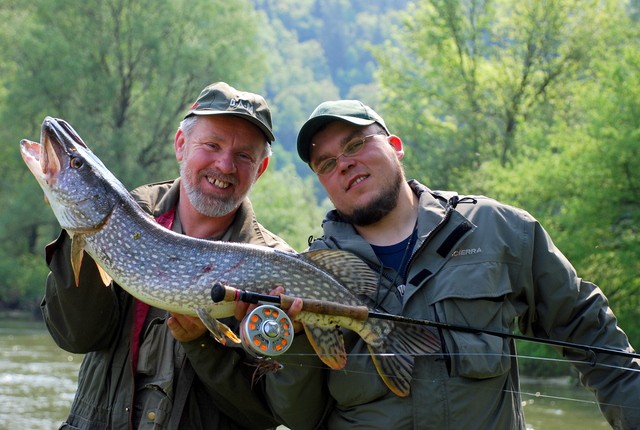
[{"left": 240, "top": 304, "right": 294, "bottom": 357}]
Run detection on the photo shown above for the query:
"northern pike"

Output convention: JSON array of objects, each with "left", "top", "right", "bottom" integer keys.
[{"left": 20, "top": 116, "right": 440, "bottom": 396}]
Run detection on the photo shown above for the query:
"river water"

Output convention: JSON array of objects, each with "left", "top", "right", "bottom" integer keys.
[{"left": 0, "top": 317, "right": 610, "bottom": 429}]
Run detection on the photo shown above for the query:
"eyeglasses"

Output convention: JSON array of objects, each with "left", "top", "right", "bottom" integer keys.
[{"left": 311, "top": 133, "right": 387, "bottom": 175}]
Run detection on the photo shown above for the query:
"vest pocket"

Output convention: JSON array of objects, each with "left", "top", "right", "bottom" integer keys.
[
  {"left": 436, "top": 297, "right": 514, "bottom": 378},
  {"left": 427, "top": 261, "right": 518, "bottom": 379}
]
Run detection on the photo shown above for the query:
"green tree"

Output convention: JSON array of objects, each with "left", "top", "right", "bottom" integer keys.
[
  {"left": 257, "top": 12, "right": 339, "bottom": 162},
  {"left": 3, "top": 0, "right": 267, "bottom": 186},
  {"left": 468, "top": 5, "right": 640, "bottom": 342},
  {"left": 250, "top": 163, "right": 331, "bottom": 251},
  {"left": 480, "top": 36, "right": 640, "bottom": 356},
  {"left": 0, "top": 0, "right": 268, "bottom": 309},
  {"left": 375, "top": 0, "right": 615, "bottom": 190},
  {"left": 374, "top": 0, "right": 639, "bottom": 371}
]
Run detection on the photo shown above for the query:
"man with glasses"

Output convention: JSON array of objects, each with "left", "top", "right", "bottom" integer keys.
[{"left": 264, "top": 100, "right": 640, "bottom": 429}]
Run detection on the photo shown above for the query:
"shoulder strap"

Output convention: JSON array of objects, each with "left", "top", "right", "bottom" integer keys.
[{"left": 167, "top": 359, "right": 196, "bottom": 430}]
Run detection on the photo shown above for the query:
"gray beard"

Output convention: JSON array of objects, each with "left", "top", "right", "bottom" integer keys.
[
  {"left": 180, "top": 162, "right": 242, "bottom": 218},
  {"left": 336, "top": 168, "right": 403, "bottom": 227}
]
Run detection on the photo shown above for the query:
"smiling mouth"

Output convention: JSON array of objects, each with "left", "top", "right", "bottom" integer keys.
[
  {"left": 347, "top": 175, "right": 368, "bottom": 190},
  {"left": 206, "top": 176, "right": 232, "bottom": 189}
]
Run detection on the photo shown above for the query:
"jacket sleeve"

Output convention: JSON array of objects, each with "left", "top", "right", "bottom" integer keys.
[
  {"left": 522, "top": 220, "right": 640, "bottom": 429},
  {"left": 260, "top": 241, "right": 333, "bottom": 430},
  {"left": 264, "top": 333, "right": 331, "bottom": 430},
  {"left": 41, "top": 230, "right": 122, "bottom": 353},
  {"left": 181, "top": 333, "right": 281, "bottom": 430}
]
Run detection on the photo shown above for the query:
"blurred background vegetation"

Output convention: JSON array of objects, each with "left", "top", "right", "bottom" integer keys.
[{"left": 1, "top": 0, "right": 638, "bottom": 376}]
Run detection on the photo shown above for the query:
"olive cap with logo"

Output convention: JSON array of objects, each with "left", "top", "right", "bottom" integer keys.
[
  {"left": 296, "top": 99, "right": 389, "bottom": 163},
  {"left": 184, "top": 82, "right": 275, "bottom": 143}
]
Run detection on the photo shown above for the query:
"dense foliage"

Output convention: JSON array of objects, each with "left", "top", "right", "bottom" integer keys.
[
  {"left": 374, "top": 0, "right": 640, "bottom": 346},
  {"left": 0, "top": 0, "right": 638, "bottom": 375}
]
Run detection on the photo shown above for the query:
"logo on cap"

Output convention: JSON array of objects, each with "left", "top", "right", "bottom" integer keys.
[{"left": 229, "top": 98, "right": 255, "bottom": 114}]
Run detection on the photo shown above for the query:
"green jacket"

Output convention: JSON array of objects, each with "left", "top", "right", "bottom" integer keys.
[
  {"left": 42, "top": 179, "right": 293, "bottom": 430},
  {"left": 266, "top": 180, "right": 640, "bottom": 430}
]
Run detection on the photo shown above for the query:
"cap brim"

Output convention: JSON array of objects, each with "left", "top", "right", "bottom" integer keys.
[
  {"left": 187, "top": 110, "right": 275, "bottom": 142},
  {"left": 296, "top": 115, "right": 376, "bottom": 163}
]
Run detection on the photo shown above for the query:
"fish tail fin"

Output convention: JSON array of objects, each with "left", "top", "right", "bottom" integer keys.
[{"left": 367, "top": 321, "right": 441, "bottom": 397}]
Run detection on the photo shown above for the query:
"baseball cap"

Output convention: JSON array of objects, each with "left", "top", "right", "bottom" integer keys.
[
  {"left": 184, "top": 82, "right": 275, "bottom": 142},
  {"left": 297, "top": 100, "right": 389, "bottom": 163}
]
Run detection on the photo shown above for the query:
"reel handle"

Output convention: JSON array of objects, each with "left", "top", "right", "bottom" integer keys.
[{"left": 211, "top": 283, "right": 369, "bottom": 321}]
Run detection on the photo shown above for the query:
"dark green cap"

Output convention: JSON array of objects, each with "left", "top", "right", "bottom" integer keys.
[
  {"left": 297, "top": 100, "right": 389, "bottom": 163},
  {"left": 185, "top": 82, "right": 275, "bottom": 142}
]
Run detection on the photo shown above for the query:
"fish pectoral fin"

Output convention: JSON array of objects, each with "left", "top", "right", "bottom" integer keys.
[
  {"left": 96, "top": 264, "right": 112, "bottom": 287},
  {"left": 367, "top": 320, "right": 441, "bottom": 397},
  {"left": 70, "top": 235, "right": 86, "bottom": 287},
  {"left": 302, "top": 324, "right": 347, "bottom": 370},
  {"left": 195, "top": 308, "right": 240, "bottom": 345}
]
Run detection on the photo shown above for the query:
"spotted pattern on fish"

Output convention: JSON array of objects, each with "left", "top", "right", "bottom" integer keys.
[{"left": 20, "top": 116, "right": 442, "bottom": 397}]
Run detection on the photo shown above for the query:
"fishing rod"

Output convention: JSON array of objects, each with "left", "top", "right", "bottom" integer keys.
[{"left": 210, "top": 283, "right": 640, "bottom": 362}]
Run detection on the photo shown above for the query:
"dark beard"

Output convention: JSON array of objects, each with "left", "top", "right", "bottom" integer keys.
[{"left": 336, "top": 169, "right": 403, "bottom": 226}]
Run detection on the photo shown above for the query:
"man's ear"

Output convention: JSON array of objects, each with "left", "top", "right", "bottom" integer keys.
[
  {"left": 174, "top": 129, "right": 186, "bottom": 162},
  {"left": 388, "top": 135, "right": 405, "bottom": 160},
  {"left": 255, "top": 156, "right": 270, "bottom": 182}
]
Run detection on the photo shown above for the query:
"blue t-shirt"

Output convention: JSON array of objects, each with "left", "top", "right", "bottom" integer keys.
[{"left": 370, "top": 229, "right": 417, "bottom": 280}]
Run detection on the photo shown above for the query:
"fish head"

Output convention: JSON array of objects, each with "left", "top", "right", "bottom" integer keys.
[{"left": 20, "top": 116, "right": 120, "bottom": 235}]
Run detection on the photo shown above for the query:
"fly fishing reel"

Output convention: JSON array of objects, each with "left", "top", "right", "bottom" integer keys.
[{"left": 240, "top": 304, "right": 294, "bottom": 357}]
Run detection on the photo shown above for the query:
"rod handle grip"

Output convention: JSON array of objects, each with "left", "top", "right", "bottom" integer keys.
[{"left": 210, "top": 283, "right": 369, "bottom": 321}]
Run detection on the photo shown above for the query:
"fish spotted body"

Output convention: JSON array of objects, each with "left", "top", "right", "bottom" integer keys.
[{"left": 20, "top": 117, "right": 440, "bottom": 396}]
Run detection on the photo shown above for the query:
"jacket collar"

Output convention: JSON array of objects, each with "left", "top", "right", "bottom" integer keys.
[{"left": 317, "top": 180, "right": 477, "bottom": 309}]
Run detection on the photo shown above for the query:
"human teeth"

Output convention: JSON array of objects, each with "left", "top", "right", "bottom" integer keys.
[
  {"left": 353, "top": 176, "right": 366, "bottom": 185},
  {"left": 207, "top": 177, "right": 230, "bottom": 189}
]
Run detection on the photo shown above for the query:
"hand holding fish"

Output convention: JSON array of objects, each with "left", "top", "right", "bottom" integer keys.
[
  {"left": 235, "top": 286, "right": 304, "bottom": 334},
  {"left": 167, "top": 313, "right": 208, "bottom": 342}
]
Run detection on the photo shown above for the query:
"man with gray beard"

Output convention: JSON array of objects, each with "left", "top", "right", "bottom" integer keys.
[{"left": 42, "top": 82, "right": 291, "bottom": 430}]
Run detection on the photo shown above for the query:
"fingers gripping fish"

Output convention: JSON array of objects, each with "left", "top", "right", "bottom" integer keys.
[{"left": 19, "top": 117, "right": 441, "bottom": 397}]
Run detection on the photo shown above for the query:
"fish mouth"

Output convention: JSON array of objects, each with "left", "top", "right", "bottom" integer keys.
[
  {"left": 20, "top": 135, "right": 61, "bottom": 186},
  {"left": 20, "top": 117, "right": 86, "bottom": 185}
]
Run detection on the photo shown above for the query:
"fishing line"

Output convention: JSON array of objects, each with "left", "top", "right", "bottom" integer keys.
[
  {"left": 210, "top": 284, "right": 640, "bottom": 362},
  {"left": 281, "top": 353, "right": 640, "bottom": 413},
  {"left": 265, "top": 353, "right": 637, "bottom": 410},
  {"left": 211, "top": 285, "right": 640, "bottom": 410},
  {"left": 271, "top": 351, "right": 640, "bottom": 374},
  {"left": 252, "top": 349, "right": 640, "bottom": 412}
]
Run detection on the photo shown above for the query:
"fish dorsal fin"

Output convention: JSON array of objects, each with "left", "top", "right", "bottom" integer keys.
[{"left": 301, "top": 249, "right": 378, "bottom": 297}]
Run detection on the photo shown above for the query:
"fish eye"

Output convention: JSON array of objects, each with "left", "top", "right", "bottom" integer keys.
[{"left": 70, "top": 157, "right": 83, "bottom": 169}]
